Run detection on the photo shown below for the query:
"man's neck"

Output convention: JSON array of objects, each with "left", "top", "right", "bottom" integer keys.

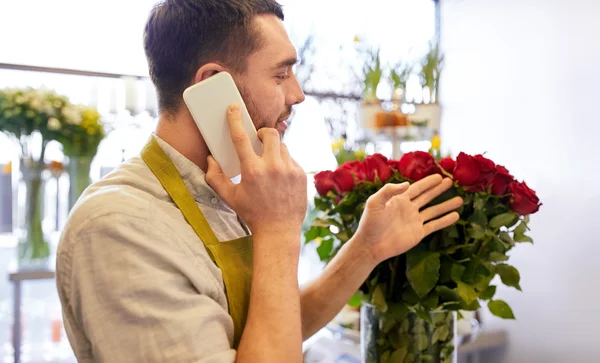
[{"left": 154, "top": 110, "right": 210, "bottom": 173}]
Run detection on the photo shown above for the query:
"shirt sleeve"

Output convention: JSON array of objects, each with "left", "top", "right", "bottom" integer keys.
[{"left": 57, "top": 212, "right": 236, "bottom": 363}]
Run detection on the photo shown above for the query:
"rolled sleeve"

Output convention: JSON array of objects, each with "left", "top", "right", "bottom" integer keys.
[{"left": 57, "top": 212, "right": 236, "bottom": 363}]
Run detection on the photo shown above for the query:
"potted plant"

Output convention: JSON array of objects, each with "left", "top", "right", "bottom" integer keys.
[
  {"left": 0, "top": 87, "right": 75, "bottom": 268},
  {"left": 307, "top": 151, "right": 541, "bottom": 363}
]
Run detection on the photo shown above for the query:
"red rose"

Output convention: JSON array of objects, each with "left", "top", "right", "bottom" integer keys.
[
  {"left": 364, "top": 154, "right": 393, "bottom": 182},
  {"left": 509, "top": 181, "right": 541, "bottom": 215},
  {"left": 398, "top": 151, "right": 440, "bottom": 181},
  {"left": 341, "top": 160, "right": 367, "bottom": 181},
  {"left": 474, "top": 154, "right": 496, "bottom": 184},
  {"left": 454, "top": 153, "right": 499, "bottom": 191},
  {"left": 490, "top": 165, "right": 514, "bottom": 196},
  {"left": 314, "top": 171, "right": 336, "bottom": 196},
  {"left": 439, "top": 157, "right": 455, "bottom": 174},
  {"left": 452, "top": 152, "right": 480, "bottom": 186},
  {"left": 331, "top": 168, "right": 355, "bottom": 194}
]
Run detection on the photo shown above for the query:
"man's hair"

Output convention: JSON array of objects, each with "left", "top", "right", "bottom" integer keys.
[{"left": 144, "top": 0, "right": 284, "bottom": 114}]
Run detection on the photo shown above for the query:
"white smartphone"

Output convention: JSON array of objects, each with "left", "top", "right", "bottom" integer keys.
[{"left": 182, "top": 72, "right": 262, "bottom": 178}]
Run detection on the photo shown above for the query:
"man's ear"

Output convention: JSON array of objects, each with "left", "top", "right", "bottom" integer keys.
[{"left": 194, "top": 63, "right": 229, "bottom": 84}]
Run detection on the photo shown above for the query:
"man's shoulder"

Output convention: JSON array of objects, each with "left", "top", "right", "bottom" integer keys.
[{"left": 64, "top": 157, "right": 167, "bottom": 233}]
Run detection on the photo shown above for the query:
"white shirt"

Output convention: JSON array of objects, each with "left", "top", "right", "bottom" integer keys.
[{"left": 56, "top": 135, "right": 248, "bottom": 362}]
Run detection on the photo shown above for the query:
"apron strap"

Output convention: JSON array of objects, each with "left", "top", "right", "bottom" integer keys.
[{"left": 141, "top": 137, "right": 220, "bottom": 258}]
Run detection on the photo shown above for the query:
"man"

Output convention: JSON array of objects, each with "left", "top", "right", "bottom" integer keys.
[{"left": 56, "top": 0, "right": 463, "bottom": 362}]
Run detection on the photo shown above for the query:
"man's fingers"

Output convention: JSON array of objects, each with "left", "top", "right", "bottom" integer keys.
[
  {"left": 280, "top": 142, "right": 292, "bottom": 161},
  {"left": 227, "top": 104, "right": 257, "bottom": 164},
  {"left": 405, "top": 174, "right": 443, "bottom": 199},
  {"left": 420, "top": 196, "right": 464, "bottom": 223},
  {"left": 374, "top": 182, "right": 410, "bottom": 205},
  {"left": 423, "top": 211, "right": 460, "bottom": 237},
  {"left": 205, "top": 156, "right": 235, "bottom": 203},
  {"left": 257, "top": 128, "right": 281, "bottom": 161},
  {"left": 413, "top": 177, "right": 454, "bottom": 208}
]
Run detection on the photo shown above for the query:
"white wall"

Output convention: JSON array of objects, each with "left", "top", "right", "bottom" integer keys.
[
  {"left": 0, "top": 0, "right": 157, "bottom": 75},
  {"left": 440, "top": 0, "right": 600, "bottom": 362}
]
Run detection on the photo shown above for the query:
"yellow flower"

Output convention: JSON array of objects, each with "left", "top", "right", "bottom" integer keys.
[
  {"left": 2, "top": 162, "right": 11, "bottom": 174},
  {"left": 354, "top": 148, "right": 366, "bottom": 160},
  {"left": 312, "top": 237, "right": 322, "bottom": 246},
  {"left": 331, "top": 138, "right": 345, "bottom": 152},
  {"left": 87, "top": 127, "right": 97, "bottom": 135},
  {"left": 353, "top": 36, "right": 360, "bottom": 43},
  {"left": 431, "top": 133, "right": 441, "bottom": 150},
  {"left": 48, "top": 117, "right": 62, "bottom": 131}
]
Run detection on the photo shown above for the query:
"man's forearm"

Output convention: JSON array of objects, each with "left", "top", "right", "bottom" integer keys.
[
  {"left": 300, "top": 236, "right": 376, "bottom": 340},
  {"left": 236, "top": 232, "right": 303, "bottom": 363}
]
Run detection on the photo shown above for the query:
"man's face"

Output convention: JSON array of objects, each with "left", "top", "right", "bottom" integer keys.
[{"left": 231, "top": 15, "right": 305, "bottom": 138}]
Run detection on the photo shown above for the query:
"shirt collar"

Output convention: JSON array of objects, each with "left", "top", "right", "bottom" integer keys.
[{"left": 152, "top": 134, "right": 231, "bottom": 211}]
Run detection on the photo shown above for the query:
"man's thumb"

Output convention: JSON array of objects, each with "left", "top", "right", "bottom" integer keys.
[{"left": 206, "top": 156, "right": 234, "bottom": 202}]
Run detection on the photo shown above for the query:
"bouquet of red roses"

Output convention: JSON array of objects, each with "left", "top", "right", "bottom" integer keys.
[{"left": 305, "top": 151, "right": 541, "bottom": 362}]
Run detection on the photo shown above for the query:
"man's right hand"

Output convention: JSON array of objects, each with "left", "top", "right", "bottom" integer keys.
[
  {"left": 207, "top": 104, "right": 305, "bottom": 362},
  {"left": 206, "top": 104, "right": 308, "bottom": 240}
]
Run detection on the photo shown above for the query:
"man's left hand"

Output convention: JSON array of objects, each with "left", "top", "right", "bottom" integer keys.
[{"left": 351, "top": 174, "right": 463, "bottom": 266}]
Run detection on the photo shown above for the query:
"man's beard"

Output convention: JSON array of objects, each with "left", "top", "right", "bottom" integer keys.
[{"left": 239, "top": 85, "right": 292, "bottom": 131}]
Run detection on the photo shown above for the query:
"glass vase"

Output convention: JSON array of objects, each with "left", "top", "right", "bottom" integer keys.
[
  {"left": 15, "top": 157, "right": 50, "bottom": 270},
  {"left": 361, "top": 303, "right": 457, "bottom": 363},
  {"left": 68, "top": 156, "right": 92, "bottom": 210}
]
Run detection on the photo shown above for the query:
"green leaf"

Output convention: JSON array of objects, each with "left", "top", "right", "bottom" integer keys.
[
  {"left": 474, "top": 195, "right": 486, "bottom": 211},
  {"left": 436, "top": 286, "right": 460, "bottom": 302},
  {"left": 469, "top": 210, "right": 487, "bottom": 232},
  {"left": 490, "top": 212, "right": 518, "bottom": 229},
  {"left": 451, "top": 264, "right": 466, "bottom": 283},
  {"left": 496, "top": 264, "right": 522, "bottom": 291},
  {"left": 513, "top": 220, "right": 527, "bottom": 235},
  {"left": 480, "top": 285, "right": 497, "bottom": 300},
  {"left": 457, "top": 282, "right": 478, "bottom": 304},
  {"left": 304, "top": 226, "right": 329, "bottom": 243},
  {"left": 415, "top": 306, "right": 432, "bottom": 324},
  {"left": 389, "top": 347, "right": 408, "bottom": 363},
  {"left": 460, "top": 299, "right": 481, "bottom": 311},
  {"left": 439, "top": 258, "right": 454, "bottom": 283},
  {"left": 402, "top": 285, "right": 421, "bottom": 305},
  {"left": 415, "top": 332, "right": 430, "bottom": 351},
  {"left": 473, "top": 269, "right": 496, "bottom": 291},
  {"left": 488, "top": 300, "right": 516, "bottom": 319},
  {"left": 388, "top": 302, "right": 410, "bottom": 322},
  {"left": 406, "top": 248, "right": 441, "bottom": 298},
  {"left": 388, "top": 329, "right": 401, "bottom": 349},
  {"left": 380, "top": 350, "right": 391, "bottom": 363},
  {"left": 372, "top": 284, "right": 388, "bottom": 312},
  {"left": 348, "top": 292, "right": 364, "bottom": 308},
  {"left": 422, "top": 292, "right": 440, "bottom": 310},
  {"left": 488, "top": 252, "right": 509, "bottom": 262},
  {"left": 445, "top": 225, "right": 460, "bottom": 239},
  {"left": 432, "top": 325, "right": 450, "bottom": 344},
  {"left": 382, "top": 317, "right": 397, "bottom": 333},
  {"left": 316, "top": 238, "right": 334, "bottom": 261},
  {"left": 514, "top": 233, "right": 533, "bottom": 243},
  {"left": 467, "top": 228, "right": 485, "bottom": 240},
  {"left": 500, "top": 231, "right": 515, "bottom": 247},
  {"left": 314, "top": 197, "right": 330, "bottom": 211}
]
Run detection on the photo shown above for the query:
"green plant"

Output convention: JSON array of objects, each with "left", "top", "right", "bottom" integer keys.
[
  {"left": 361, "top": 48, "right": 383, "bottom": 103},
  {"left": 390, "top": 61, "right": 413, "bottom": 93},
  {"left": 419, "top": 41, "right": 444, "bottom": 102},
  {"left": 308, "top": 151, "right": 541, "bottom": 320}
]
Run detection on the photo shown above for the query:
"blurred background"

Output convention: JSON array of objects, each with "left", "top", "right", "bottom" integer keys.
[{"left": 0, "top": 0, "right": 597, "bottom": 362}]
